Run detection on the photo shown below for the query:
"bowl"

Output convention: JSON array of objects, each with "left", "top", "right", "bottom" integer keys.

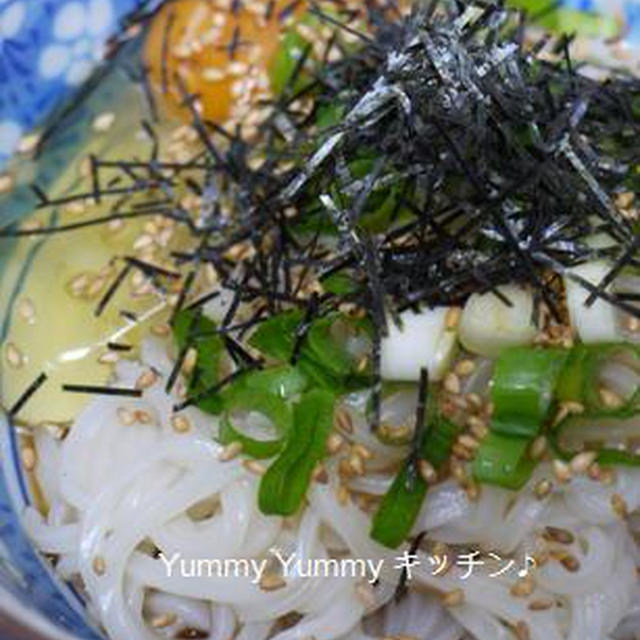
[{"left": 0, "top": 1, "right": 639, "bottom": 639}]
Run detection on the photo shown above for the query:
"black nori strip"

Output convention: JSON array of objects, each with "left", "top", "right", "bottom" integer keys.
[
  {"left": 95, "top": 264, "right": 132, "bottom": 317},
  {"left": 62, "top": 384, "right": 143, "bottom": 397},
  {"left": 9, "top": 373, "right": 48, "bottom": 417}
]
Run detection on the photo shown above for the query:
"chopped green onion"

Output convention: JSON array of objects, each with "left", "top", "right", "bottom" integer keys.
[
  {"left": 491, "top": 347, "right": 568, "bottom": 439},
  {"left": 172, "top": 309, "right": 225, "bottom": 414},
  {"left": 371, "top": 371, "right": 461, "bottom": 549},
  {"left": 249, "top": 311, "right": 372, "bottom": 393},
  {"left": 556, "top": 343, "right": 639, "bottom": 418},
  {"left": 219, "top": 387, "right": 292, "bottom": 459},
  {"left": 258, "top": 389, "right": 335, "bottom": 516},
  {"left": 472, "top": 432, "right": 536, "bottom": 490},
  {"left": 370, "top": 461, "right": 428, "bottom": 549}
]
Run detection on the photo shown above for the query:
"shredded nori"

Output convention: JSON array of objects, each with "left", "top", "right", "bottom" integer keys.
[{"left": 3, "top": 1, "right": 638, "bottom": 417}]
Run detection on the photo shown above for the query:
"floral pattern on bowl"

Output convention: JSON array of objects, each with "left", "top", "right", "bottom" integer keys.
[{"left": 0, "top": 0, "right": 163, "bottom": 166}]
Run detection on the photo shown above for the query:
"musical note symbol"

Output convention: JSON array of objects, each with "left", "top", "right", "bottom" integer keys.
[{"left": 517, "top": 555, "right": 537, "bottom": 578}]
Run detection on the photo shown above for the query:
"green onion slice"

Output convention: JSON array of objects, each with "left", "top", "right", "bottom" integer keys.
[
  {"left": 556, "top": 343, "right": 639, "bottom": 418},
  {"left": 258, "top": 389, "right": 335, "bottom": 516},
  {"left": 491, "top": 347, "right": 569, "bottom": 439},
  {"left": 219, "top": 387, "right": 293, "bottom": 460},
  {"left": 472, "top": 432, "right": 536, "bottom": 490}
]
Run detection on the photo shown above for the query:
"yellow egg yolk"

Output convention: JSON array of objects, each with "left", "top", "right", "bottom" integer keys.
[{"left": 143, "top": 0, "right": 306, "bottom": 128}]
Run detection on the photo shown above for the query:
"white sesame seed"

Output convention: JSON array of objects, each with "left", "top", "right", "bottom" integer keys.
[
  {"left": 150, "top": 613, "right": 177, "bottom": 629},
  {"left": 418, "top": 459, "right": 437, "bottom": 483},
  {"left": 243, "top": 459, "right": 266, "bottom": 476},
  {"left": 98, "top": 352, "right": 119, "bottom": 365},
  {"left": 569, "top": 451, "right": 597, "bottom": 475},
  {"left": 92, "top": 555, "right": 106, "bottom": 576},
  {"left": 133, "top": 234, "right": 154, "bottom": 251},
  {"left": 529, "top": 435, "right": 547, "bottom": 460},
  {"left": 21, "top": 446, "right": 36, "bottom": 471},
  {"left": 454, "top": 359, "right": 476, "bottom": 377},
  {"left": 443, "top": 372, "right": 461, "bottom": 395},
  {"left": 552, "top": 459, "right": 571, "bottom": 484},
  {"left": 599, "top": 388, "right": 624, "bottom": 409},
  {"left": 5, "top": 342, "right": 24, "bottom": 368},
  {"left": 441, "top": 588, "right": 464, "bottom": 607},
  {"left": 445, "top": 307, "right": 462, "bottom": 330},
  {"left": 259, "top": 573, "right": 286, "bottom": 591},
  {"left": 117, "top": 408, "right": 136, "bottom": 426},
  {"left": 335, "top": 484, "right": 350, "bottom": 506},
  {"left": 17, "top": 298, "right": 35, "bottom": 324},
  {"left": 348, "top": 452, "right": 365, "bottom": 476},
  {"left": 218, "top": 441, "right": 243, "bottom": 462},
  {"left": 136, "top": 370, "right": 157, "bottom": 390},
  {"left": 92, "top": 112, "right": 116, "bottom": 133},
  {"left": 326, "top": 432, "right": 345, "bottom": 454},
  {"left": 171, "top": 414, "right": 191, "bottom": 433},
  {"left": 334, "top": 408, "right": 353, "bottom": 433}
]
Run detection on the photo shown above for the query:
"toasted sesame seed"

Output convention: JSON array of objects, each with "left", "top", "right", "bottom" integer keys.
[
  {"left": 151, "top": 323, "right": 171, "bottom": 337},
  {"left": 218, "top": 441, "right": 243, "bottom": 462},
  {"left": 514, "top": 621, "right": 530, "bottom": 640},
  {"left": 17, "top": 298, "right": 36, "bottom": 324},
  {"left": 133, "top": 234, "right": 154, "bottom": 251},
  {"left": 569, "top": 451, "right": 597, "bottom": 475},
  {"left": 336, "top": 484, "right": 350, "bottom": 506},
  {"left": 356, "top": 355, "right": 369, "bottom": 373},
  {"left": 465, "top": 392, "right": 483, "bottom": 410},
  {"left": 135, "top": 410, "right": 153, "bottom": 424},
  {"left": 203, "top": 67, "right": 227, "bottom": 82},
  {"left": 352, "top": 443, "right": 373, "bottom": 460},
  {"left": 558, "top": 553, "right": 580, "bottom": 572},
  {"left": 454, "top": 359, "right": 476, "bottom": 377},
  {"left": 443, "top": 372, "right": 461, "bottom": 395},
  {"left": 552, "top": 459, "right": 571, "bottom": 484},
  {"left": 529, "top": 436, "right": 547, "bottom": 460},
  {"left": 136, "top": 370, "right": 157, "bottom": 390},
  {"left": 259, "top": 573, "right": 286, "bottom": 591},
  {"left": 98, "top": 352, "right": 119, "bottom": 365},
  {"left": 150, "top": 613, "right": 177, "bottom": 629},
  {"left": 326, "top": 432, "right": 344, "bottom": 454},
  {"left": 417, "top": 459, "right": 437, "bottom": 484},
  {"left": 452, "top": 442, "right": 474, "bottom": 461},
  {"left": 528, "top": 599, "right": 553, "bottom": 611},
  {"left": 458, "top": 434, "right": 479, "bottom": 450},
  {"left": 611, "top": 493, "right": 628, "bottom": 519},
  {"left": 444, "top": 307, "right": 462, "bottom": 330},
  {"left": 510, "top": 576, "right": 534, "bottom": 597},
  {"left": 182, "top": 347, "right": 198, "bottom": 375},
  {"left": 451, "top": 460, "right": 467, "bottom": 482},
  {"left": 466, "top": 416, "right": 488, "bottom": 439},
  {"left": 441, "top": 588, "right": 464, "bottom": 607},
  {"left": 92, "top": 112, "right": 116, "bottom": 133},
  {"left": 464, "top": 479, "right": 480, "bottom": 501},
  {"left": 0, "top": 173, "right": 13, "bottom": 194},
  {"left": 21, "top": 446, "right": 36, "bottom": 471},
  {"left": 5, "top": 342, "right": 24, "bottom": 368},
  {"left": 171, "top": 414, "right": 191, "bottom": 433},
  {"left": 355, "top": 582, "right": 376, "bottom": 609},
  {"left": 312, "top": 463, "right": 328, "bottom": 484},
  {"left": 534, "top": 479, "right": 553, "bottom": 499},
  {"left": 69, "top": 273, "right": 90, "bottom": 297},
  {"left": 543, "top": 526, "right": 575, "bottom": 545},
  {"left": 348, "top": 452, "right": 365, "bottom": 476},
  {"left": 243, "top": 459, "right": 266, "bottom": 476},
  {"left": 92, "top": 555, "right": 106, "bottom": 576},
  {"left": 599, "top": 387, "right": 624, "bottom": 409},
  {"left": 117, "top": 408, "right": 135, "bottom": 426},
  {"left": 334, "top": 408, "right": 353, "bottom": 433},
  {"left": 625, "top": 316, "right": 640, "bottom": 333}
]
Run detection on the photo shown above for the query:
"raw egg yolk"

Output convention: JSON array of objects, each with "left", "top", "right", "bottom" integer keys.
[{"left": 144, "top": 0, "right": 305, "bottom": 127}]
